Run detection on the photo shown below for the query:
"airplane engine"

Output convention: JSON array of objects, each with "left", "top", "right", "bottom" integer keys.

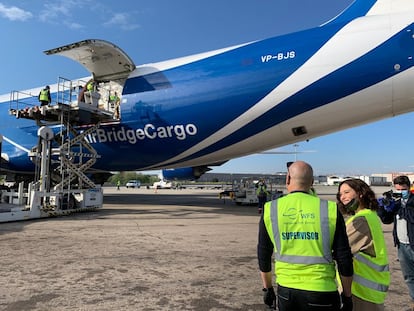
[
  {"left": 162, "top": 166, "right": 211, "bottom": 181},
  {"left": 88, "top": 172, "right": 113, "bottom": 185}
]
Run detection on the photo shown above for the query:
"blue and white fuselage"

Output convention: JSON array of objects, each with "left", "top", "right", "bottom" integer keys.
[{"left": 0, "top": 0, "right": 414, "bottom": 178}]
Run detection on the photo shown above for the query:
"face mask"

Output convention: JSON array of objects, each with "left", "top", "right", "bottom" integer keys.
[
  {"left": 394, "top": 190, "right": 409, "bottom": 199},
  {"left": 344, "top": 198, "right": 359, "bottom": 212},
  {"left": 401, "top": 190, "right": 410, "bottom": 199}
]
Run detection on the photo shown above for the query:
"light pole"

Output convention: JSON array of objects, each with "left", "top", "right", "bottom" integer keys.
[{"left": 293, "top": 144, "right": 299, "bottom": 161}]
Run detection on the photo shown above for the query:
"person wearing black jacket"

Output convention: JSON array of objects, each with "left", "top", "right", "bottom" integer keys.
[{"left": 377, "top": 175, "right": 414, "bottom": 310}]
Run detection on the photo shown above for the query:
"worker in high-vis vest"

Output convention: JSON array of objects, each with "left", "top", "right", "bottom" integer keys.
[
  {"left": 82, "top": 79, "right": 102, "bottom": 107},
  {"left": 256, "top": 179, "right": 269, "bottom": 214},
  {"left": 38, "top": 85, "right": 51, "bottom": 106},
  {"left": 86, "top": 80, "right": 95, "bottom": 92},
  {"left": 337, "top": 179, "right": 390, "bottom": 311},
  {"left": 109, "top": 92, "right": 120, "bottom": 107},
  {"left": 109, "top": 91, "right": 121, "bottom": 119},
  {"left": 258, "top": 161, "right": 353, "bottom": 311}
]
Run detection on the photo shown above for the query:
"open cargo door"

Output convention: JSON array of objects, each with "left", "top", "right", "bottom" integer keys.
[{"left": 44, "top": 39, "right": 135, "bottom": 82}]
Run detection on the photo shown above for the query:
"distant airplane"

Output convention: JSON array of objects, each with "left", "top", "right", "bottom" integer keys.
[{"left": 0, "top": 0, "right": 413, "bottom": 183}]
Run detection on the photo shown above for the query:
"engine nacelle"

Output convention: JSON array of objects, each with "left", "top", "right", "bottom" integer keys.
[{"left": 162, "top": 166, "right": 211, "bottom": 181}]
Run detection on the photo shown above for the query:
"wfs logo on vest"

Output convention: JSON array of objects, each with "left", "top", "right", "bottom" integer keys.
[{"left": 282, "top": 207, "right": 316, "bottom": 221}]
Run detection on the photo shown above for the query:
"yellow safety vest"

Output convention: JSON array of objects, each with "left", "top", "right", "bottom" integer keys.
[
  {"left": 87, "top": 82, "right": 94, "bottom": 91},
  {"left": 263, "top": 192, "right": 338, "bottom": 292},
  {"left": 39, "top": 89, "right": 49, "bottom": 102},
  {"left": 109, "top": 95, "right": 119, "bottom": 102},
  {"left": 257, "top": 185, "right": 267, "bottom": 196},
  {"left": 346, "top": 209, "right": 390, "bottom": 304}
]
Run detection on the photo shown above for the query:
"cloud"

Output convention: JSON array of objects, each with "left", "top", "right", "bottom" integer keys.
[
  {"left": 64, "top": 21, "right": 84, "bottom": 30},
  {"left": 103, "top": 12, "right": 140, "bottom": 31},
  {"left": 0, "top": 3, "right": 32, "bottom": 21},
  {"left": 38, "top": 0, "right": 84, "bottom": 23},
  {"left": 38, "top": 1, "right": 139, "bottom": 31}
]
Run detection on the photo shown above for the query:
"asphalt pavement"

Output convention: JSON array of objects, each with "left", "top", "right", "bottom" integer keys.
[{"left": 0, "top": 186, "right": 410, "bottom": 310}]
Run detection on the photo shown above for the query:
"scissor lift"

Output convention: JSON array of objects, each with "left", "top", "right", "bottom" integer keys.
[{"left": 0, "top": 79, "right": 116, "bottom": 222}]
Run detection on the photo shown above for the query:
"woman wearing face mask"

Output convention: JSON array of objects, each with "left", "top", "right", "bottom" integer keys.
[
  {"left": 378, "top": 175, "right": 414, "bottom": 311},
  {"left": 337, "top": 178, "right": 390, "bottom": 311}
]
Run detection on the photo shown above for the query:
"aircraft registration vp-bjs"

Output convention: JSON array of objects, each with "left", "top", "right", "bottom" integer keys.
[{"left": 0, "top": 0, "right": 413, "bottom": 183}]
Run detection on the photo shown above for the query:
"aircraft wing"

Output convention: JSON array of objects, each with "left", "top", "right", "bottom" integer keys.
[{"left": 43, "top": 39, "right": 135, "bottom": 81}]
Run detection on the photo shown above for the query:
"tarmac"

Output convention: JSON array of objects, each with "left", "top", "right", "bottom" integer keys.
[{"left": 0, "top": 185, "right": 411, "bottom": 311}]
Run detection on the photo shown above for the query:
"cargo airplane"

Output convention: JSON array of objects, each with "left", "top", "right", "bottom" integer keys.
[{"left": 0, "top": 0, "right": 413, "bottom": 183}]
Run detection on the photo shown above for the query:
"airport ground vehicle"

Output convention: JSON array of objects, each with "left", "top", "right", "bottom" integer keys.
[
  {"left": 126, "top": 180, "right": 141, "bottom": 188},
  {"left": 223, "top": 178, "right": 283, "bottom": 206}
]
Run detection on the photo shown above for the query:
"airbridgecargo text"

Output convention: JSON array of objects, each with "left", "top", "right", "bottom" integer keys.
[{"left": 84, "top": 123, "right": 198, "bottom": 144}]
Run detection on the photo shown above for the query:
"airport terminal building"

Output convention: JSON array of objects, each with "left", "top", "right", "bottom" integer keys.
[{"left": 198, "top": 172, "right": 414, "bottom": 186}]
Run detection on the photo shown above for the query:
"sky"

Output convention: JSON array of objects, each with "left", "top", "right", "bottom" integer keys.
[{"left": 0, "top": 0, "right": 412, "bottom": 177}]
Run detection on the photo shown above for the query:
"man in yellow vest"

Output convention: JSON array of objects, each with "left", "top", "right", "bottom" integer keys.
[
  {"left": 38, "top": 85, "right": 51, "bottom": 106},
  {"left": 109, "top": 92, "right": 120, "bottom": 108},
  {"left": 256, "top": 179, "right": 269, "bottom": 214},
  {"left": 109, "top": 91, "right": 121, "bottom": 118},
  {"left": 258, "top": 161, "right": 353, "bottom": 310},
  {"left": 86, "top": 79, "right": 95, "bottom": 92},
  {"left": 83, "top": 79, "right": 99, "bottom": 105}
]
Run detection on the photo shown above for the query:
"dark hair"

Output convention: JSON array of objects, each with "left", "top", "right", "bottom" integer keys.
[
  {"left": 393, "top": 175, "right": 411, "bottom": 187},
  {"left": 336, "top": 178, "right": 379, "bottom": 215}
]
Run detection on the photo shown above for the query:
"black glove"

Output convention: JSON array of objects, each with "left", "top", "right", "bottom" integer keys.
[
  {"left": 341, "top": 293, "right": 352, "bottom": 311},
  {"left": 262, "top": 287, "right": 276, "bottom": 309}
]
